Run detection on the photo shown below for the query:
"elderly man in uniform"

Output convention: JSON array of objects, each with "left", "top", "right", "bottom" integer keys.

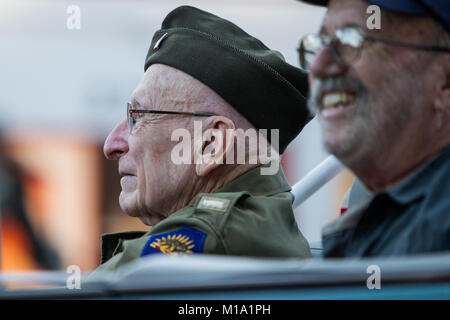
[
  {"left": 298, "top": 0, "right": 450, "bottom": 257},
  {"left": 93, "top": 6, "right": 312, "bottom": 273}
]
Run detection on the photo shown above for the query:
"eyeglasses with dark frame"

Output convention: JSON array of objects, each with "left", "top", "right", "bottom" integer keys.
[
  {"left": 127, "top": 102, "right": 217, "bottom": 133},
  {"left": 297, "top": 26, "right": 450, "bottom": 71}
]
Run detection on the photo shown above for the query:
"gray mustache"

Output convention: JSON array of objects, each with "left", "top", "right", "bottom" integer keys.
[{"left": 308, "top": 77, "right": 367, "bottom": 113}]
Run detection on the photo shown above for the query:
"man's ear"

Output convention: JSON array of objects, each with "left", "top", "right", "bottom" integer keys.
[
  {"left": 195, "top": 116, "right": 235, "bottom": 177},
  {"left": 433, "top": 57, "right": 450, "bottom": 116}
]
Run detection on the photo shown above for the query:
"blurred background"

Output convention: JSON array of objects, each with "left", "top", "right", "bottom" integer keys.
[{"left": 0, "top": 0, "right": 353, "bottom": 272}]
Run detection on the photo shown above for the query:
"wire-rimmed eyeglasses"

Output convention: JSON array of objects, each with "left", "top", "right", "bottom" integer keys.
[
  {"left": 297, "top": 26, "right": 450, "bottom": 71},
  {"left": 127, "top": 102, "right": 217, "bottom": 134}
]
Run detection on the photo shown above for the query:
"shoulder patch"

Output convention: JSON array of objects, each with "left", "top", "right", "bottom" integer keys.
[
  {"left": 141, "top": 226, "right": 206, "bottom": 257},
  {"left": 197, "top": 196, "right": 231, "bottom": 212}
]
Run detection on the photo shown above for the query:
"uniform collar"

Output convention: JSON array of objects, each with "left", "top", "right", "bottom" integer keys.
[
  {"left": 215, "top": 162, "right": 291, "bottom": 196},
  {"left": 100, "top": 231, "right": 147, "bottom": 264},
  {"left": 387, "top": 145, "right": 450, "bottom": 205}
]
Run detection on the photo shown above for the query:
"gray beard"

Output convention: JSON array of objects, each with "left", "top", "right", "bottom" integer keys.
[
  {"left": 308, "top": 77, "right": 371, "bottom": 161},
  {"left": 308, "top": 75, "right": 420, "bottom": 167}
]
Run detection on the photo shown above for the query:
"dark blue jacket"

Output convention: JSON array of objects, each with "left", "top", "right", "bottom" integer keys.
[{"left": 322, "top": 145, "right": 450, "bottom": 257}]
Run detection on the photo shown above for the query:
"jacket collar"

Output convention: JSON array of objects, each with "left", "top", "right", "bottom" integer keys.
[
  {"left": 100, "top": 231, "right": 147, "bottom": 265},
  {"left": 387, "top": 145, "right": 450, "bottom": 205}
]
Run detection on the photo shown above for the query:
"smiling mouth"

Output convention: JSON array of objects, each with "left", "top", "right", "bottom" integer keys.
[
  {"left": 320, "top": 91, "right": 356, "bottom": 118},
  {"left": 322, "top": 91, "right": 356, "bottom": 109}
]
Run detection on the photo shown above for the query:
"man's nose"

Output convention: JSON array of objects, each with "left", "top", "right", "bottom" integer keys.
[
  {"left": 309, "top": 46, "right": 348, "bottom": 80},
  {"left": 104, "top": 119, "right": 129, "bottom": 160}
]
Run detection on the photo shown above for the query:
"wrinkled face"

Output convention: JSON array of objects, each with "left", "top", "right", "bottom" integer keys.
[
  {"left": 103, "top": 65, "right": 193, "bottom": 225},
  {"left": 308, "top": 0, "right": 433, "bottom": 165}
]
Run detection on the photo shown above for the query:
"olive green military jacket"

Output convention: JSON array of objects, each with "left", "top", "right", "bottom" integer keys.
[{"left": 92, "top": 165, "right": 312, "bottom": 274}]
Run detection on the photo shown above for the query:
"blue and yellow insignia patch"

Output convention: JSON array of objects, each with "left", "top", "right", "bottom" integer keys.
[{"left": 141, "top": 226, "right": 206, "bottom": 257}]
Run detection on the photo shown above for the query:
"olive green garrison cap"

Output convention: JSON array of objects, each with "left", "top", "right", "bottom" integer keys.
[{"left": 145, "top": 6, "right": 311, "bottom": 153}]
